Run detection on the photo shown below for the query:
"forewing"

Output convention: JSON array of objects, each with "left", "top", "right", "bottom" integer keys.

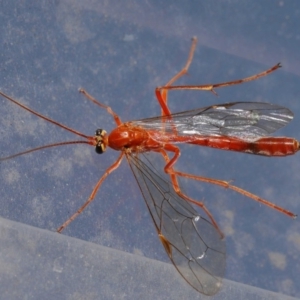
[
  {"left": 131, "top": 102, "right": 293, "bottom": 141},
  {"left": 127, "top": 152, "right": 226, "bottom": 295}
]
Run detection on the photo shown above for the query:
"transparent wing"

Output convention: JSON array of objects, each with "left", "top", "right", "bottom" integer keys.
[
  {"left": 127, "top": 152, "right": 226, "bottom": 295},
  {"left": 131, "top": 102, "right": 293, "bottom": 141}
]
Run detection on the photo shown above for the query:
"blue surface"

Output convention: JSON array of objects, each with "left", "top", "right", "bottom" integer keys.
[
  {"left": 0, "top": 217, "right": 297, "bottom": 300},
  {"left": 0, "top": 1, "right": 300, "bottom": 299}
]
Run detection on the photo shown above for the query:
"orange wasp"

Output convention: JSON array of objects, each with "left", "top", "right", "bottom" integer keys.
[{"left": 0, "top": 37, "right": 298, "bottom": 295}]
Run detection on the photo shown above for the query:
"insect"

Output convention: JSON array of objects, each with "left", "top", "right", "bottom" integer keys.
[{"left": 0, "top": 37, "right": 298, "bottom": 295}]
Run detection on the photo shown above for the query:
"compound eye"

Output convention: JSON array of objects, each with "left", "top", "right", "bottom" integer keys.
[
  {"left": 95, "top": 129, "right": 106, "bottom": 137},
  {"left": 95, "top": 143, "right": 106, "bottom": 154}
]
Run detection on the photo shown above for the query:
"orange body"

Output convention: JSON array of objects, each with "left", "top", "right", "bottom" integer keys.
[{"left": 108, "top": 124, "right": 299, "bottom": 157}]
